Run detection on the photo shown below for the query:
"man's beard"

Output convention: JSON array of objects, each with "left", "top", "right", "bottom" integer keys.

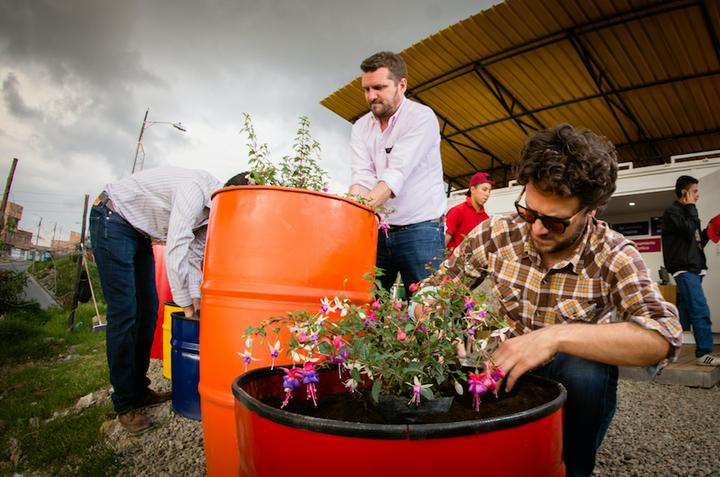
[{"left": 531, "top": 217, "right": 587, "bottom": 255}]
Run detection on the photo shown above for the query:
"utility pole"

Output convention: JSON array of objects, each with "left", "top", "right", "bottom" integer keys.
[
  {"left": 132, "top": 109, "right": 150, "bottom": 174},
  {"left": 51, "top": 222, "right": 58, "bottom": 295},
  {"left": 0, "top": 158, "right": 19, "bottom": 238},
  {"left": 31, "top": 217, "right": 41, "bottom": 273},
  {"left": 67, "top": 195, "right": 89, "bottom": 332}
]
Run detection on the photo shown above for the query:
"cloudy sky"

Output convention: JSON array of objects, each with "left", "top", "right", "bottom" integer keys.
[{"left": 0, "top": 0, "right": 499, "bottom": 246}]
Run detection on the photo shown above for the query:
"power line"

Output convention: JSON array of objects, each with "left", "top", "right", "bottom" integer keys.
[
  {"left": 9, "top": 199, "right": 85, "bottom": 205},
  {"left": 11, "top": 190, "right": 86, "bottom": 198}
]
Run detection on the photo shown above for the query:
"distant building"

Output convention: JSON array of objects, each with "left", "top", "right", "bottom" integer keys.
[
  {"left": 52, "top": 231, "right": 82, "bottom": 259},
  {"left": 1, "top": 201, "right": 35, "bottom": 259}
]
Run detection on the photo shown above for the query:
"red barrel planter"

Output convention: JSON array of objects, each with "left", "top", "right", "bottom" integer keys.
[
  {"left": 199, "top": 186, "right": 378, "bottom": 477},
  {"left": 233, "top": 366, "right": 567, "bottom": 477},
  {"left": 151, "top": 243, "right": 172, "bottom": 360}
]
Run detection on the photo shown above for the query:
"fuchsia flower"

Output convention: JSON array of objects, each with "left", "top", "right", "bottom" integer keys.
[
  {"left": 380, "top": 222, "right": 389, "bottom": 237},
  {"left": 322, "top": 335, "right": 348, "bottom": 365},
  {"left": 464, "top": 297, "right": 474, "bottom": 310},
  {"left": 301, "top": 362, "right": 321, "bottom": 406},
  {"left": 280, "top": 367, "right": 303, "bottom": 408},
  {"left": 406, "top": 376, "right": 433, "bottom": 406},
  {"left": 484, "top": 361, "right": 506, "bottom": 397},
  {"left": 268, "top": 340, "right": 282, "bottom": 370},
  {"left": 408, "top": 283, "right": 418, "bottom": 293},
  {"left": 364, "top": 310, "right": 379, "bottom": 328},
  {"left": 467, "top": 371, "right": 488, "bottom": 412},
  {"left": 239, "top": 350, "right": 259, "bottom": 373},
  {"left": 397, "top": 331, "right": 407, "bottom": 341}
]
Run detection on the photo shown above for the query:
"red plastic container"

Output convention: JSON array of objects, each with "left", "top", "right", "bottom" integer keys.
[
  {"left": 151, "top": 243, "right": 172, "bottom": 360},
  {"left": 199, "top": 187, "right": 378, "bottom": 477},
  {"left": 233, "top": 366, "right": 567, "bottom": 477}
]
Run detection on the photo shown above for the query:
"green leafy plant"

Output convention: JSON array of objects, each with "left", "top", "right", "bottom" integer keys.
[
  {"left": 0, "top": 270, "right": 29, "bottom": 315},
  {"left": 243, "top": 261, "right": 509, "bottom": 408},
  {"left": 241, "top": 113, "right": 329, "bottom": 192}
]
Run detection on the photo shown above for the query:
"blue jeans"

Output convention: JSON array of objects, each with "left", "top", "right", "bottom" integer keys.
[
  {"left": 531, "top": 353, "right": 618, "bottom": 477},
  {"left": 376, "top": 221, "right": 444, "bottom": 296},
  {"left": 675, "top": 272, "right": 713, "bottom": 357},
  {"left": 90, "top": 203, "right": 159, "bottom": 415}
]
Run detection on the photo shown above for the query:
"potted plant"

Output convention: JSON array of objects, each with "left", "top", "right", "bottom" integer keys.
[
  {"left": 232, "top": 269, "right": 567, "bottom": 477},
  {"left": 199, "top": 115, "right": 379, "bottom": 477}
]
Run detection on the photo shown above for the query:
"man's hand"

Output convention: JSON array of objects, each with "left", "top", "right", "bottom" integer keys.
[
  {"left": 349, "top": 182, "right": 394, "bottom": 208},
  {"left": 681, "top": 190, "right": 697, "bottom": 205},
  {"left": 183, "top": 297, "right": 201, "bottom": 318},
  {"left": 492, "top": 327, "right": 560, "bottom": 392}
]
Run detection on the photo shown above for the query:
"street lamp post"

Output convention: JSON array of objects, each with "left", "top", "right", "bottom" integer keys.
[{"left": 131, "top": 108, "right": 187, "bottom": 174}]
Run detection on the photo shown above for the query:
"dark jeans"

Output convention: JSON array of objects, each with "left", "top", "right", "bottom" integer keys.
[
  {"left": 531, "top": 353, "right": 618, "bottom": 477},
  {"left": 675, "top": 272, "right": 713, "bottom": 357},
  {"left": 89, "top": 203, "right": 159, "bottom": 415},
  {"left": 376, "top": 221, "right": 445, "bottom": 296}
]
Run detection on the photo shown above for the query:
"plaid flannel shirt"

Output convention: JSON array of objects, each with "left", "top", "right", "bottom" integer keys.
[{"left": 421, "top": 212, "right": 683, "bottom": 369}]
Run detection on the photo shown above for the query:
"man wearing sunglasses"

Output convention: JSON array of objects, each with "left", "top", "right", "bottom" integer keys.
[{"left": 413, "top": 124, "right": 681, "bottom": 477}]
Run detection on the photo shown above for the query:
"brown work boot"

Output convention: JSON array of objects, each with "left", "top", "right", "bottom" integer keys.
[
  {"left": 118, "top": 410, "right": 153, "bottom": 435},
  {"left": 135, "top": 389, "right": 172, "bottom": 409}
]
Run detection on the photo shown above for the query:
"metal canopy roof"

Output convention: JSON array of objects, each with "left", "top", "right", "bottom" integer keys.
[{"left": 320, "top": 0, "right": 720, "bottom": 191}]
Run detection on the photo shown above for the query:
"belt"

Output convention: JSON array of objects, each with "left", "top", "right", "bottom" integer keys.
[
  {"left": 387, "top": 216, "right": 444, "bottom": 232},
  {"left": 93, "top": 191, "right": 116, "bottom": 213}
]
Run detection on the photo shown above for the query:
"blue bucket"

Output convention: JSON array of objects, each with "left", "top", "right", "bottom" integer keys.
[{"left": 170, "top": 311, "right": 201, "bottom": 420}]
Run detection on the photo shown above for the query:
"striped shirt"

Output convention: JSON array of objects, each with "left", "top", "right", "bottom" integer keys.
[
  {"left": 421, "top": 212, "right": 683, "bottom": 368},
  {"left": 106, "top": 167, "right": 222, "bottom": 307}
]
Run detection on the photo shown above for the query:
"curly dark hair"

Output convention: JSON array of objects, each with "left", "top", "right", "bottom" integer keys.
[
  {"left": 513, "top": 123, "right": 618, "bottom": 214},
  {"left": 360, "top": 51, "right": 408, "bottom": 84},
  {"left": 224, "top": 171, "right": 251, "bottom": 187}
]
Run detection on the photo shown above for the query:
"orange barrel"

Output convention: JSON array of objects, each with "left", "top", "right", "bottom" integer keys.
[
  {"left": 163, "top": 302, "right": 182, "bottom": 379},
  {"left": 152, "top": 243, "right": 172, "bottom": 360},
  {"left": 200, "top": 186, "right": 378, "bottom": 477}
]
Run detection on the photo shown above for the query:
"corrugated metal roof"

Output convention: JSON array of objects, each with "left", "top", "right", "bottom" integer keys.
[{"left": 320, "top": 0, "right": 720, "bottom": 190}]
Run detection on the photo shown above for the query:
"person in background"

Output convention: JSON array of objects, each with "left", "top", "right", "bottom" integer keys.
[
  {"left": 224, "top": 171, "right": 251, "bottom": 187},
  {"left": 348, "top": 51, "right": 446, "bottom": 296},
  {"left": 412, "top": 124, "right": 682, "bottom": 477},
  {"left": 90, "top": 166, "right": 227, "bottom": 435},
  {"left": 445, "top": 172, "right": 494, "bottom": 252},
  {"left": 661, "top": 175, "right": 720, "bottom": 366}
]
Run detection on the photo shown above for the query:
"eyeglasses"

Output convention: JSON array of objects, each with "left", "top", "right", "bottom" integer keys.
[{"left": 514, "top": 188, "right": 586, "bottom": 234}]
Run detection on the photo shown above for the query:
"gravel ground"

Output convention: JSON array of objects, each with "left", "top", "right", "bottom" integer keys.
[{"left": 100, "top": 360, "right": 719, "bottom": 476}]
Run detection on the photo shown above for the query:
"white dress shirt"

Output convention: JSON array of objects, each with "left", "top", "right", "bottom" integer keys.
[
  {"left": 350, "top": 98, "right": 446, "bottom": 226},
  {"left": 106, "top": 166, "right": 221, "bottom": 307}
]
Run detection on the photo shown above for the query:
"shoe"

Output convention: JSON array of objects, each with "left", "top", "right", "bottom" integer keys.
[
  {"left": 118, "top": 410, "right": 153, "bottom": 435},
  {"left": 696, "top": 354, "right": 720, "bottom": 366},
  {"left": 135, "top": 390, "right": 172, "bottom": 409}
]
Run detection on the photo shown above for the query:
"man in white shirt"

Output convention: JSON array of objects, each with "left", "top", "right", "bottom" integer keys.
[
  {"left": 349, "top": 51, "right": 446, "bottom": 296},
  {"left": 90, "top": 166, "right": 222, "bottom": 434}
]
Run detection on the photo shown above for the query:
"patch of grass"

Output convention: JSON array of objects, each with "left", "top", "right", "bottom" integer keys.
[
  {"left": 0, "top": 304, "right": 107, "bottom": 365},
  {"left": 0, "top": 306, "right": 121, "bottom": 476},
  {"left": 31, "top": 256, "right": 105, "bottom": 309}
]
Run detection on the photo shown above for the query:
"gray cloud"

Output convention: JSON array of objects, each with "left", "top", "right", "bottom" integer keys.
[
  {"left": 0, "top": 0, "right": 496, "bottom": 243},
  {"left": 2, "top": 72, "right": 42, "bottom": 119}
]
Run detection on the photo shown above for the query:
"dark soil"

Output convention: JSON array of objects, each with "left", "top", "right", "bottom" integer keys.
[{"left": 261, "top": 378, "right": 558, "bottom": 424}]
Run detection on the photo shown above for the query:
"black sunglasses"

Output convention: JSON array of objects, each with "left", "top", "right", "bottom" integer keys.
[{"left": 514, "top": 188, "right": 586, "bottom": 234}]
